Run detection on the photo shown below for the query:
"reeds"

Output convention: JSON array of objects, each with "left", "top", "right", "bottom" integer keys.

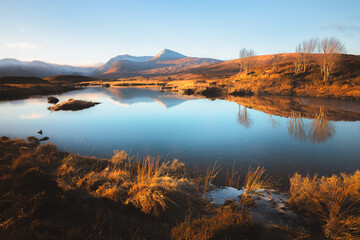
[
  {"left": 288, "top": 171, "right": 360, "bottom": 239},
  {"left": 244, "top": 166, "right": 273, "bottom": 194}
]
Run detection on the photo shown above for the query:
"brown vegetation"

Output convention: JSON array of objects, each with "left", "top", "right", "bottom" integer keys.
[
  {"left": 0, "top": 137, "right": 207, "bottom": 239},
  {"left": 92, "top": 52, "right": 359, "bottom": 100},
  {"left": 0, "top": 137, "right": 320, "bottom": 239},
  {"left": 288, "top": 171, "right": 360, "bottom": 239}
]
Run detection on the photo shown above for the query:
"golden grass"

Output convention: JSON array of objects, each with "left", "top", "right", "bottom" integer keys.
[
  {"left": 196, "top": 162, "right": 221, "bottom": 195},
  {"left": 170, "top": 207, "right": 255, "bottom": 240},
  {"left": 244, "top": 166, "right": 273, "bottom": 194},
  {"left": 126, "top": 156, "right": 174, "bottom": 216},
  {"left": 56, "top": 150, "right": 197, "bottom": 216},
  {"left": 288, "top": 171, "right": 360, "bottom": 239}
]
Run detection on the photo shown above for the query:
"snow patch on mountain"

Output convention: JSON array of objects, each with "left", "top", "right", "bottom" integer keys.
[
  {"left": 150, "top": 49, "right": 186, "bottom": 61},
  {"left": 98, "top": 54, "right": 153, "bottom": 71}
]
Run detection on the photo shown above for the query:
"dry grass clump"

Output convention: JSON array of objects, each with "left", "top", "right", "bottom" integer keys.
[
  {"left": 170, "top": 207, "right": 256, "bottom": 240},
  {"left": 11, "top": 142, "right": 64, "bottom": 172},
  {"left": 195, "top": 162, "right": 221, "bottom": 195},
  {"left": 288, "top": 171, "right": 360, "bottom": 239},
  {"left": 57, "top": 150, "right": 197, "bottom": 216},
  {"left": 126, "top": 156, "right": 176, "bottom": 215},
  {"left": 244, "top": 166, "right": 273, "bottom": 194}
]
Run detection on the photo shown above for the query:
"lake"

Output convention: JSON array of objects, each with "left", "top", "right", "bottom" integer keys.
[{"left": 1, "top": 87, "right": 359, "bottom": 186}]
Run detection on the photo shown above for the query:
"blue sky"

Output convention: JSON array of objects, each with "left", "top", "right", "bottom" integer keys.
[{"left": 0, "top": 0, "right": 359, "bottom": 65}]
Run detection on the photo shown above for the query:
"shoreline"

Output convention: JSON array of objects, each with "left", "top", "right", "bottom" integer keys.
[{"left": 1, "top": 137, "right": 359, "bottom": 239}]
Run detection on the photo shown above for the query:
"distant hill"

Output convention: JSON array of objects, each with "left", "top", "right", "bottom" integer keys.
[
  {"left": 0, "top": 58, "right": 96, "bottom": 78},
  {"left": 0, "top": 76, "right": 49, "bottom": 84},
  {"left": 45, "top": 75, "right": 96, "bottom": 83},
  {"left": 91, "top": 49, "right": 222, "bottom": 79}
]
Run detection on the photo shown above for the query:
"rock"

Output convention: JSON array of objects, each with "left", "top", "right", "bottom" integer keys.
[
  {"left": 1, "top": 136, "right": 9, "bottom": 141},
  {"left": 39, "top": 137, "right": 49, "bottom": 141},
  {"left": 47, "top": 97, "right": 59, "bottom": 104},
  {"left": 37, "top": 130, "right": 43, "bottom": 135},
  {"left": 48, "top": 99, "right": 100, "bottom": 111},
  {"left": 26, "top": 136, "right": 39, "bottom": 144}
]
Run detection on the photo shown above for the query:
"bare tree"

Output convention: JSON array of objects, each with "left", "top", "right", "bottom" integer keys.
[
  {"left": 294, "top": 44, "right": 303, "bottom": 75},
  {"left": 294, "top": 38, "right": 318, "bottom": 74},
  {"left": 271, "top": 54, "right": 283, "bottom": 72},
  {"left": 318, "top": 37, "right": 346, "bottom": 82},
  {"left": 239, "top": 48, "right": 256, "bottom": 75},
  {"left": 302, "top": 38, "right": 318, "bottom": 72}
]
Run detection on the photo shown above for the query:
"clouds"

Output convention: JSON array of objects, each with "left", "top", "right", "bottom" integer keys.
[
  {"left": 5, "top": 42, "right": 38, "bottom": 50},
  {"left": 20, "top": 113, "right": 47, "bottom": 119},
  {"left": 322, "top": 24, "right": 360, "bottom": 35}
]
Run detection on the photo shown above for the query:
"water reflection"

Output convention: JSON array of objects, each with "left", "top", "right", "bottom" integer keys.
[
  {"left": 308, "top": 108, "right": 335, "bottom": 144},
  {"left": 237, "top": 105, "right": 252, "bottom": 128},
  {"left": 288, "top": 112, "right": 307, "bottom": 141},
  {"left": 287, "top": 109, "right": 335, "bottom": 144},
  {"left": 0, "top": 87, "right": 359, "bottom": 182},
  {"left": 268, "top": 114, "right": 280, "bottom": 128},
  {"left": 102, "top": 87, "right": 196, "bottom": 108}
]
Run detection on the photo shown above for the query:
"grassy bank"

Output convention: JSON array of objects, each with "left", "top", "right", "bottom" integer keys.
[
  {"left": 0, "top": 75, "right": 96, "bottom": 101},
  {"left": 88, "top": 53, "right": 360, "bottom": 101},
  {"left": 1, "top": 137, "right": 359, "bottom": 239}
]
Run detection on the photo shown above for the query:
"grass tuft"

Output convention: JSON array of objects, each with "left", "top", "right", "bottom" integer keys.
[
  {"left": 288, "top": 171, "right": 360, "bottom": 239},
  {"left": 244, "top": 166, "right": 273, "bottom": 194}
]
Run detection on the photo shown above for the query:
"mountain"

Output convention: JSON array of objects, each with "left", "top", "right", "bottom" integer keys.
[
  {"left": 96, "top": 54, "right": 153, "bottom": 73},
  {"left": 149, "top": 49, "right": 186, "bottom": 61},
  {"left": 92, "top": 49, "right": 222, "bottom": 79},
  {"left": 0, "top": 58, "right": 96, "bottom": 78}
]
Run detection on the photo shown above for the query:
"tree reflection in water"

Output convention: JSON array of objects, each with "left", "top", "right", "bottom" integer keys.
[
  {"left": 237, "top": 105, "right": 252, "bottom": 128},
  {"left": 288, "top": 112, "right": 307, "bottom": 141},
  {"left": 269, "top": 114, "right": 280, "bottom": 128},
  {"left": 308, "top": 108, "right": 335, "bottom": 144}
]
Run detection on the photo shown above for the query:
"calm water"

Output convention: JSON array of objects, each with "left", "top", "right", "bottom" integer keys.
[{"left": 1, "top": 87, "right": 360, "bottom": 184}]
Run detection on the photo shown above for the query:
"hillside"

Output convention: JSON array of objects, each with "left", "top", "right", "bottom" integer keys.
[
  {"left": 45, "top": 75, "right": 96, "bottom": 83},
  {"left": 0, "top": 76, "right": 49, "bottom": 84},
  {"left": 162, "top": 53, "right": 360, "bottom": 100}
]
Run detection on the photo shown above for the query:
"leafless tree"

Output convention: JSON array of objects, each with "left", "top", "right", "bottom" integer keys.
[
  {"left": 294, "top": 44, "right": 303, "bottom": 75},
  {"left": 318, "top": 37, "right": 346, "bottom": 82},
  {"left": 294, "top": 38, "right": 318, "bottom": 74},
  {"left": 302, "top": 38, "right": 318, "bottom": 72},
  {"left": 271, "top": 54, "right": 283, "bottom": 72},
  {"left": 239, "top": 48, "right": 256, "bottom": 75}
]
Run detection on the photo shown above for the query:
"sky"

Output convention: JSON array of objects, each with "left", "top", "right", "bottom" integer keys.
[{"left": 0, "top": 0, "right": 359, "bottom": 66}]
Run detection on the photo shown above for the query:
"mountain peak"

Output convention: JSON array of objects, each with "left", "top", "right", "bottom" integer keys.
[{"left": 151, "top": 49, "right": 186, "bottom": 61}]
